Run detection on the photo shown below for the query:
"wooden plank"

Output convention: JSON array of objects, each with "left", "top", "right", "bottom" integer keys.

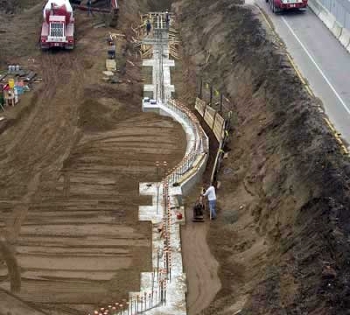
[
  {"left": 205, "top": 105, "right": 216, "bottom": 118},
  {"left": 204, "top": 111, "right": 214, "bottom": 129},
  {"left": 215, "top": 114, "right": 224, "bottom": 126},
  {"left": 196, "top": 99, "right": 225, "bottom": 141},
  {"left": 195, "top": 98, "right": 206, "bottom": 116},
  {"left": 213, "top": 122, "right": 224, "bottom": 135},
  {"left": 212, "top": 116, "right": 225, "bottom": 141}
]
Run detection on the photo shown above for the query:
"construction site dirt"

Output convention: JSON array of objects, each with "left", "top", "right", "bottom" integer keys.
[
  {"left": 2, "top": 0, "right": 350, "bottom": 315},
  {"left": 0, "top": 1, "right": 186, "bottom": 314},
  {"left": 177, "top": 0, "right": 350, "bottom": 313}
]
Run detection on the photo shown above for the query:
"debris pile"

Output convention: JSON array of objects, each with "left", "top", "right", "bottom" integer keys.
[
  {"left": 102, "top": 32, "right": 126, "bottom": 83},
  {"left": 0, "top": 65, "right": 38, "bottom": 110}
]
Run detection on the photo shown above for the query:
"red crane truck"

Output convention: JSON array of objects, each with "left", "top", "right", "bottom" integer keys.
[
  {"left": 266, "top": 0, "right": 308, "bottom": 13},
  {"left": 40, "top": 0, "right": 74, "bottom": 50}
]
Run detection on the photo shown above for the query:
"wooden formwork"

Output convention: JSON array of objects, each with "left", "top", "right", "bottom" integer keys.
[{"left": 136, "top": 12, "right": 181, "bottom": 60}]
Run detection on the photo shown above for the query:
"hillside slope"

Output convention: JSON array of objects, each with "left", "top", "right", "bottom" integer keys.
[{"left": 178, "top": 0, "right": 350, "bottom": 313}]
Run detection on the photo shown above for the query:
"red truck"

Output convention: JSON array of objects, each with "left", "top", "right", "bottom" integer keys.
[
  {"left": 266, "top": 0, "right": 308, "bottom": 13},
  {"left": 40, "top": 0, "right": 74, "bottom": 50}
]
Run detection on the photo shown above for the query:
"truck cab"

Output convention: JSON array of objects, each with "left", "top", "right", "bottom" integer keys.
[
  {"left": 267, "top": 0, "right": 308, "bottom": 13},
  {"left": 41, "top": 1, "right": 74, "bottom": 50}
]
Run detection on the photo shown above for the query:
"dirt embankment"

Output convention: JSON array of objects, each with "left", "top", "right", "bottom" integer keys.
[
  {"left": 177, "top": 0, "right": 350, "bottom": 314},
  {"left": 0, "top": 0, "right": 40, "bottom": 13}
]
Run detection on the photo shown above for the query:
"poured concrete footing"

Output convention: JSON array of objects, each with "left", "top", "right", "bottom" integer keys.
[{"left": 130, "top": 14, "right": 209, "bottom": 315}]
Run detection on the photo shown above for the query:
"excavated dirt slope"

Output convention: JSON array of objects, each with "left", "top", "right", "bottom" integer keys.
[
  {"left": 177, "top": 0, "right": 350, "bottom": 314},
  {"left": 0, "top": 1, "right": 186, "bottom": 314}
]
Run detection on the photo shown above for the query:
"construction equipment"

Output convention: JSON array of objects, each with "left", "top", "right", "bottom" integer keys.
[
  {"left": 266, "top": 0, "right": 308, "bottom": 13},
  {"left": 71, "top": 0, "right": 119, "bottom": 27},
  {"left": 192, "top": 195, "right": 205, "bottom": 222},
  {"left": 40, "top": 0, "right": 119, "bottom": 50},
  {"left": 71, "top": 0, "right": 118, "bottom": 14},
  {"left": 41, "top": 0, "right": 75, "bottom": 50}
]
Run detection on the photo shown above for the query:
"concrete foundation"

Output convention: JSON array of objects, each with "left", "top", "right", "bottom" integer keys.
[{"left": 129, "top": 11, "right": 209, "bottom": 315}]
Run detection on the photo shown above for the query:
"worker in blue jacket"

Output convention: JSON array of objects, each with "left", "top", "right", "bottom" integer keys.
[
  {"left": 165, "top": 11, "right": 170, "bottom": 28},
  {"left": 146, "top": 19, "right": 152, "bottom": 35},
  {"left": 87, "top": 0, "right": 93, "bottom": 16}
]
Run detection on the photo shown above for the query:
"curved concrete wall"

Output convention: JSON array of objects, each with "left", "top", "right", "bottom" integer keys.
[{"left": 138, "top": 97, "right": 208, "bottom": 315}]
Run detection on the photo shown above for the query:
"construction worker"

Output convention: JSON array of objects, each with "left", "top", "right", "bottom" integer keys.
[
  {"left": 201, "top": 183, "right": 217, "bottom": 220},
  {"left": 87, "top": 0, "right": 93, "bottom": 16},
  {"left": 165, "top": 11, "right": 170, "bottom": 28},
  {"left": 146, "top": 19, "right": 151, "bottom": 35},
  {"left": 107, "top": 40, "right": 116, "bottom": 59}
]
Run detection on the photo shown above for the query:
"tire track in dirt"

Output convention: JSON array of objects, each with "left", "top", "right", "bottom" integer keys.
[
  {"left": 0, "top": 238, "right": 21, "bottom": 292},
  {"left": 0, "top": 111, "right": 186, "bottom": 314},
  {"left": 0, "top": 288, "right": 50, "bottom": 315}
]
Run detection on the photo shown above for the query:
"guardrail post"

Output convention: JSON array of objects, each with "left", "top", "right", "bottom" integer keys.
[
  {"left": 209, "top": 85, "right": 213, "bottom": 105},
  {"left": 220, "top": 92, "right": 223, "bottom": 114}
]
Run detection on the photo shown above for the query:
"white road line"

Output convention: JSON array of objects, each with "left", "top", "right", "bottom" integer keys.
[{"left": 281, "top": 16, "right": 350, "bottom": 115}]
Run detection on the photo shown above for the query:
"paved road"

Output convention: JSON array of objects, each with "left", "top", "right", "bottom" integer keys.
[{"left": 255, "top": 2, "right": 350, "bottom": 144}]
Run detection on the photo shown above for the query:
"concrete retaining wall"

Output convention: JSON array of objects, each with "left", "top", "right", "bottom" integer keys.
[
  {"left": 309, "top": 0, "right": 350, "bottom": 53},
  {"left": 180, "top": 154, "right": 208, "bottom": 196}
]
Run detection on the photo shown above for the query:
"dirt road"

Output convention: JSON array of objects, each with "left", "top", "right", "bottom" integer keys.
[{"left": 181, "top": 187, "right": 221, "bottom": 315}]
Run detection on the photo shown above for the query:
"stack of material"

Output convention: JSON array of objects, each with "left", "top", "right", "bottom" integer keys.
[
  {"left": 169, "top": 28, "right": 180, "bottom": 60},
  {"left": 24, "top": 71, "right": 36, "bottom": 82},
  {"left": 0, "top": 66, "right": 38, "bottom": 110},
  {"left": 141, "top": 45, "right": 153, "bottom": 59},
  {"left": 105, "top": 35, "right": 117, "bottom": 74},
  {"left": 103, "top": 34, "right": 120, "bottom": 82},
  {"left": 0, "top": 68, "right": 37, "bottom": 84},
  {"left": 106, "top": 59, "right": 116, "bottom": 71}
]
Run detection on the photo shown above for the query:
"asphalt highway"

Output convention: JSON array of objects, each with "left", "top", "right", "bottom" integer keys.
[{"left": 255, "top": 2, "right": 350, "bottom": 144}]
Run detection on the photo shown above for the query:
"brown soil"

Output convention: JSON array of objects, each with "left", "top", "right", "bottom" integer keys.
[
  {"left": 0, "top": 0, "right": 39, "bottom": 13},
  {"left": 181, "top": 184, "right": 221, "bottom": 315},
  {"left": 4, "top": 0, "right": 350, "bottom": 314},
  {"left": 0, "top": 1, "right": 186, "bottom": 315},
  {"left": 171, "top": 27, "right": 223, "bottom": 315},
  {"left": 176, "top": 0, "right": 350, "bottom": 314}
]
